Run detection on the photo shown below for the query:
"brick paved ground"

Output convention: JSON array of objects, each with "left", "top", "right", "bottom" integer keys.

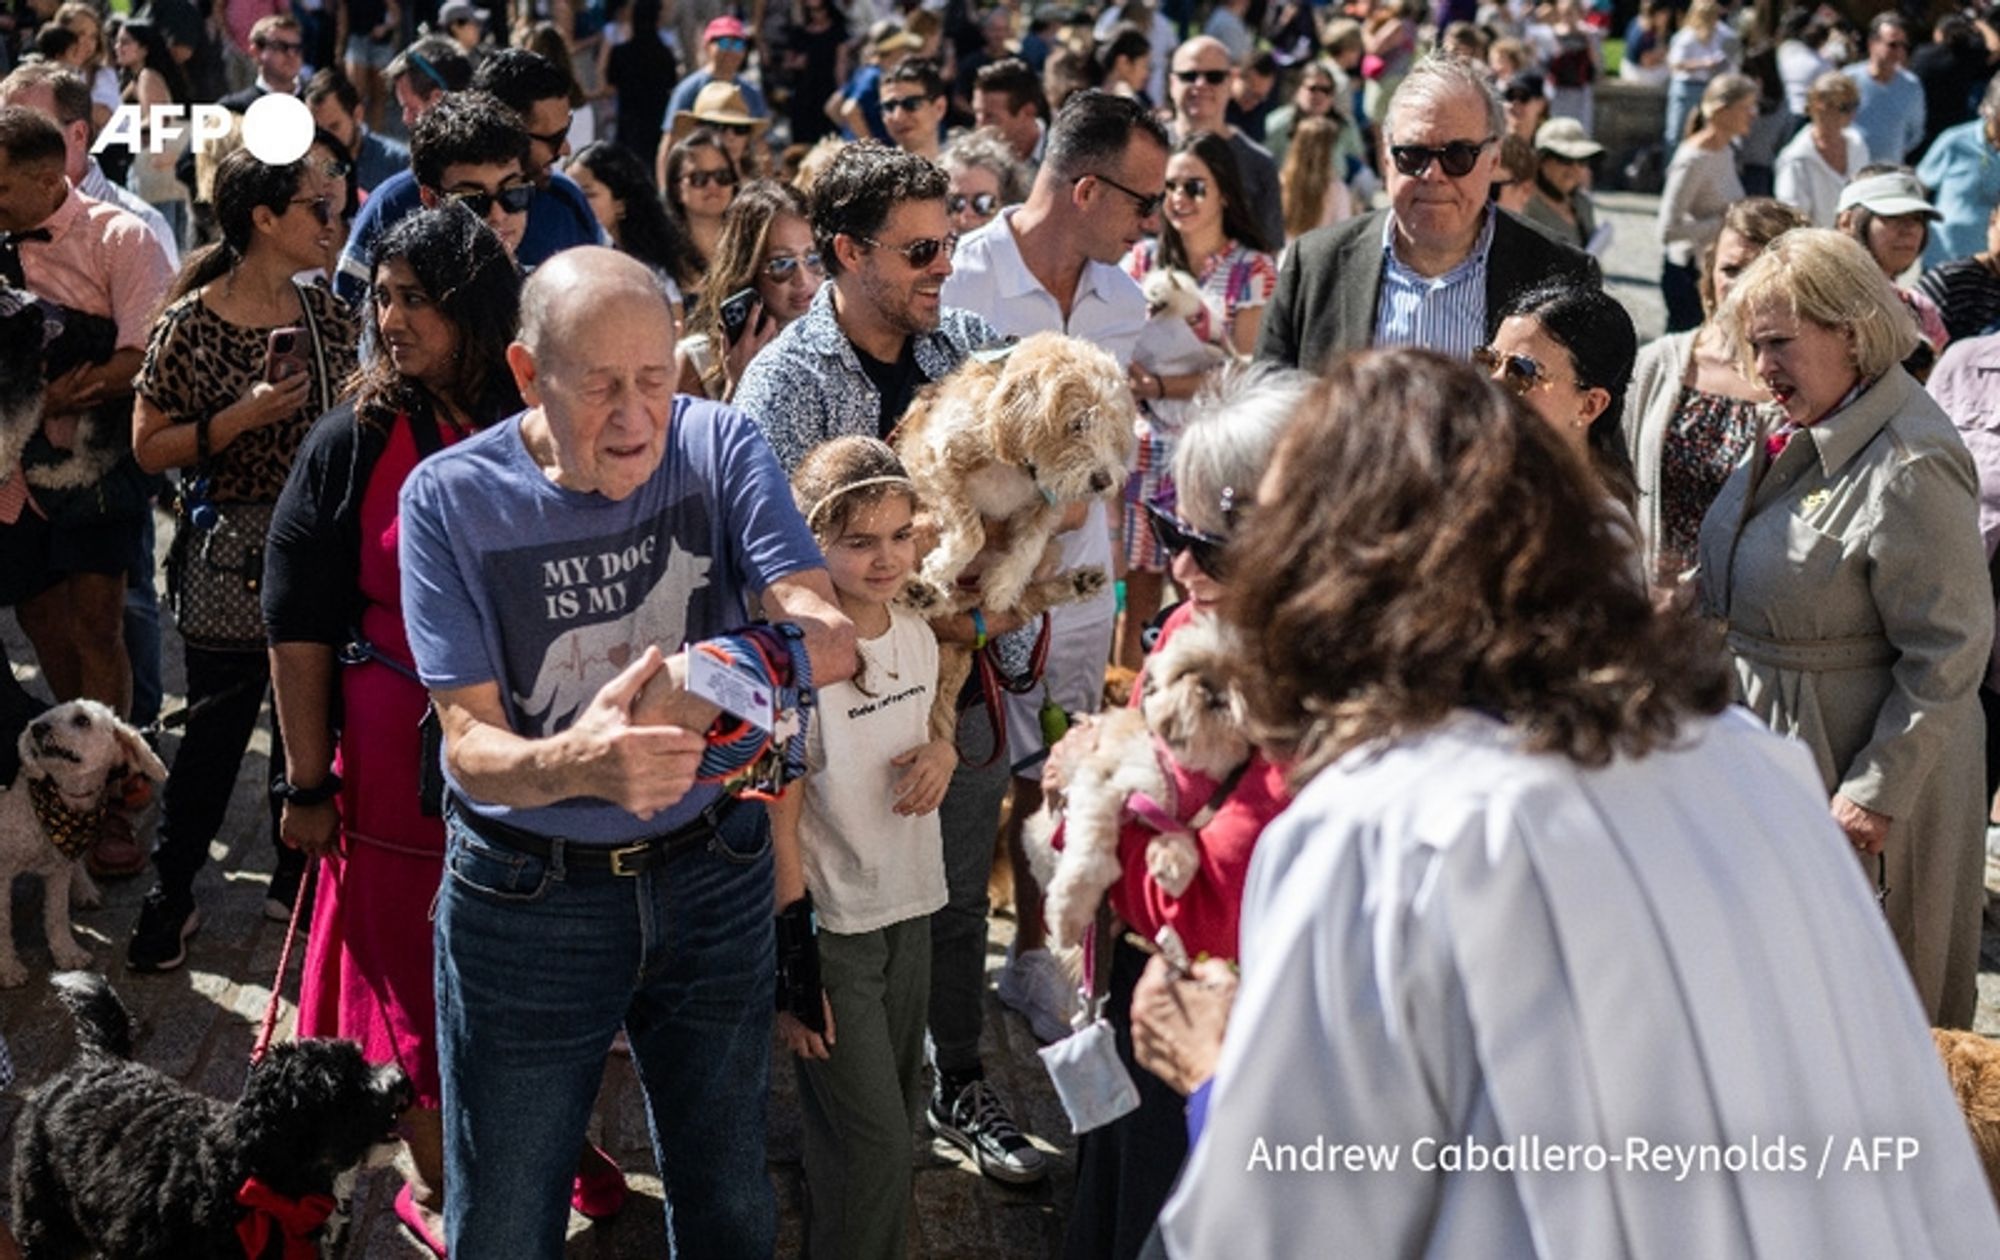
[{"left": 4, "top": 194, "right": 1998, "bottom": 1258}]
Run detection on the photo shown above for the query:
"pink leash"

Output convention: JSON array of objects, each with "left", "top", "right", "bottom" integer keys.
[{"left": 250, "top": 861, "right": 315, "bottom": 1064}]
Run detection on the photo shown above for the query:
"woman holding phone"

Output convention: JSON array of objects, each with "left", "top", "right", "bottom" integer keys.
[
  {"left": 126, "top": 149, "right": 358, "bottom": 974},
  {"left": 678, "top": 180, "right": 820, "bottom": 400}
]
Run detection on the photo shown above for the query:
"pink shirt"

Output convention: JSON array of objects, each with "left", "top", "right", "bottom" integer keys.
[
  {"left": 20, "top": 183, "right": 175, "bottom": 351},
  {"left": 224, "top": 0, "right": 290, "bottom": 54}
]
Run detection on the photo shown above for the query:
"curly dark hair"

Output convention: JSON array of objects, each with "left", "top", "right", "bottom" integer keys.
[
  {"left": 572, "top": 140, "right": 702, "bottom": 287},
  {"left": 410, "top": 90, "right": 530, "bottom": 191},
  {"left": 808, "top": 141, "right": 948, "bottom": 277},
  {"left": 349, "top": 203, "right": 523, "bottom": 430},
  {"left": 1224, "top": 349, "right": 1729, "bottom": 785}
]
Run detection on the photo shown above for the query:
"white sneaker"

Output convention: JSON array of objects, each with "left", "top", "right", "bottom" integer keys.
[{"left": 996, "top": 947, "right": 1077, "bottom": 1044}]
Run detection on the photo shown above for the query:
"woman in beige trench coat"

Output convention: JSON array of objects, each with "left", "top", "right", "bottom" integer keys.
[{"left": 1698, "top": 229, "right": 1993, "bottom": 1028}]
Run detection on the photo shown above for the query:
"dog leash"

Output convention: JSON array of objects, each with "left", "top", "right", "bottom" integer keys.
[
  {"left": 959, "top": 613, "right": 1052, "bottom": 769},
  {"left": 250, "top": 859, "right": 316, "bottom": 1065}
]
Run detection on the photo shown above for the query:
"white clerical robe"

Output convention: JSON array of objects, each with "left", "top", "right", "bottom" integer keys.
[{"left": 1159, "top": 708, "right": 2000, "bottom": 1258}]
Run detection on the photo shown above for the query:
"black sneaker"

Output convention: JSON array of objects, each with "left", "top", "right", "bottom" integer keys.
[
  {"left": 127, "top": 890, "right": 200, "bottom": 973},
  {"left": 928, "top": 1077, "right": 1047, "bottom": 1185}
]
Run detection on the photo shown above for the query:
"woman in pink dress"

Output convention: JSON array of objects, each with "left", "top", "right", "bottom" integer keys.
[{"left": 265, "top": 205, "right": 537, "bottom": 1254}]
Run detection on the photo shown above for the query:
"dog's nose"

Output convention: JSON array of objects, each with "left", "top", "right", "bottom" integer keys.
[
  {"left": 29, "top": 719, "right": 48, "bottom": 740},
  {"left": 1089, "top": 471, "right": 1113, "bottom": 493}
]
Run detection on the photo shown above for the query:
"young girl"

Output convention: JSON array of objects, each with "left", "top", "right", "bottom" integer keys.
[{"left": 773, "top": 436, "right": 955, "bottom": 1260}]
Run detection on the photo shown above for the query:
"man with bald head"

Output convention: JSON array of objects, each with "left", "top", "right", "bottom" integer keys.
[
  {"left": 398, "top": 246, "right": 854, "bottom": 1258},
  {"left": 1256, "top": 54, "right": 1598, "bottom": 373},
  {"left": 1168, "top": 35, "right": 1284, "bottom": 253}
]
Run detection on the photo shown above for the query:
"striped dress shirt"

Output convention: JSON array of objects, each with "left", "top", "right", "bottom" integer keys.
[{"left": 1373, "top": 207, "right": 1496, "bottom": 361}]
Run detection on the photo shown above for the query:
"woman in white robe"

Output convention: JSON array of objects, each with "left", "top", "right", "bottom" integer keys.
[{"left": 1134, "top": 348, "right": 2000, "bottom": 1259}]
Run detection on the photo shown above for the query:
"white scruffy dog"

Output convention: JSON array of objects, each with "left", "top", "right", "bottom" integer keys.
[
  {"left": 0, "top": 701, "right": 166, "bottom": 987},
  {"left": 1026, "top": 615, "right": 1253, "bottom": 950}
]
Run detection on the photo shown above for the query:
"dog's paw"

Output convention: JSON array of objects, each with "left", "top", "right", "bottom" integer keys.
[
  {"left": 1146, "top": 831, "right": 1201, "bottom": 898},
  {"left": 0, "top": 959, "right": 29, "bottom": 989},
  {"left": 70, "top": 870, "right": 102, "bottom": 909},
  {"left": 50, "top": 942, "right": 91, "bottom": 971},
  {"left": 1067, "top": 567, "right": 1109, "bottom": 600},
  {"left": 899, "top": 579, "right": 948, "bottom": 614}
]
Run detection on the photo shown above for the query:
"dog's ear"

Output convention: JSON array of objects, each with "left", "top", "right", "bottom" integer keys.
[{"left": 112, "top": 722, "right": 167, "bottom": 783}]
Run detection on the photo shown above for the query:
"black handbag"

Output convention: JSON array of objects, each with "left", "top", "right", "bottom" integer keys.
[{"left": 166, "top": 282, "right": 335, "bottom": 654}]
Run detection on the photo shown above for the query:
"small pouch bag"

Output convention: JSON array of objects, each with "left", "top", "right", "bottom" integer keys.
[{"left": 1037, "top": 910, "right": 1140, "bottom": 1134}]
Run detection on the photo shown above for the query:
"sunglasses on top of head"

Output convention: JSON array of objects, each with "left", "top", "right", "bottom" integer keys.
[
  {"left": 447, "top": 183, "right": 535, "bottom": 217},
  {"left": 1173, "top": 68, "right": 1230, "bottom": 85},
  {"left": 1388, "top": 137, "right": 1494, "bottom": 178}
]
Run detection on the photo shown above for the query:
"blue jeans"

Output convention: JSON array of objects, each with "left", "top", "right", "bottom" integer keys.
[{"left": 436, "top": 798, "right": 777, "bottom": 1259}]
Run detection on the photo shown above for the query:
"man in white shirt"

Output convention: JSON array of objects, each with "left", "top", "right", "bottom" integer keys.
[{"left": 939, "top": 88, "right": 1165, "bottom": 1051}]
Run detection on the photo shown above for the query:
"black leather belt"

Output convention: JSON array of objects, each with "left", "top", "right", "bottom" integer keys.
[{"left": 448, "top": 793, "right": 736, "bottom": 877}]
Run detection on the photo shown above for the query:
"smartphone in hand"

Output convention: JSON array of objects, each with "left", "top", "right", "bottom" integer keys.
[
  {"left": 718, "top": 289, "right": 762, "bottom": 345},
  {"left": 263, "top": 326, "right": 308, "bottom": 384}
]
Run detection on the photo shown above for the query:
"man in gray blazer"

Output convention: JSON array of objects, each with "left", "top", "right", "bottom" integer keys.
[{"left": 1257, "top": 55, "right": 1600, "bottom": 374}]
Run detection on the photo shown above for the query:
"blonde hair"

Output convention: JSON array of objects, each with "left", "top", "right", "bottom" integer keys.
[
  {"left": 1718, "top": 228, "right": 1920, "bottom": 381},
  {"left": 1806, "top": 69, "right": 1858, "bottom": 115},
  {"left": 1687, "top": 71, "right": 1757, "bottom": 140},
  {"left": 1685, "top": 0, "right": 1721, "bottom": 38},
  {"left": 1281, "top": 116, "right": 1340, "bottom": 241}
]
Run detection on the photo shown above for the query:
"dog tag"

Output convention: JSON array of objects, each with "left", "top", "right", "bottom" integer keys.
[{"left": 688, "top": 651, "right": 775, "bottom": 734}]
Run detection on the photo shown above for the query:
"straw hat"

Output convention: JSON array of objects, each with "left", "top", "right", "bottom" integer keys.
[{"left": 670, "top": 81, "right": 770, "bottom": 141}]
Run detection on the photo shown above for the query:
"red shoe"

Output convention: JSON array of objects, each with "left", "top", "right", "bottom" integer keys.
[
  {"left": 85, "top": 813, "right": 146, "bottom": 879},
  {"left": 394, "top": 1183, "right": 447, "bottom": 1258},
  {"left": 571, "top": 1146, "right": 627, "bottom": 1220}
]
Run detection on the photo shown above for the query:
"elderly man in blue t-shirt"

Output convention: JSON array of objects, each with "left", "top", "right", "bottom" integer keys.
[{"left": 399, "top": 247, "right": 854, "bottom": 1258}]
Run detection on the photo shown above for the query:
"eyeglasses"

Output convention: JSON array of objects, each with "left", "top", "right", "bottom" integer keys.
[
  {"left": 858, "top": 232, "right": 958, "bottom": 268},
  {"left": 1474, "top": 345, "right": 1566, "bottom": 395},
  {"left": 710, "top": 120, "right": 755, "bottom": 136},
  {"left": 1172, "top": 68, "right": 1229, "bottom": 85},
  {"left": 525, "top": 113, "right": 573, "bottom": 150},
  {"left": 316, "top": 156, "right": 352, "bottom": 182},
  {"left": 762, "top": 250, "right": 824, "bottom": 280},
  {"left": 1077, "top": 171, "right": 1165, "bottom": 218},
  {"left": 880, "top": 93, "right": 938, "bottom": 115},
  {"left": 1164, "top": 176, "right": 1208, "bottom": 200},
  {"left": 1303, "top": 82, "right": 1334, "bottom": 96},
  {"left": 257, "top": 38, "right": 303, "bottom": 53},
  {"left": 1144, "top": 498, "right": 1232, "bottom": 578},
  {"left": 715, "top": 36, "right": 748, "bottom": 51},
  {"left": 446, "top": 183, "right": 535, "bottom": 217},
  {"left": 682, "top": 167, "right": 739, "bottom": 189},
  {"left": 948, "top": 191, "right": 999, "bottom": 218},
  {"left": 288, "top": 195, "right": 334, "bottom": 226},
  {"left": 1389, "top": 137, "right": 1493, "bottom": 178}
]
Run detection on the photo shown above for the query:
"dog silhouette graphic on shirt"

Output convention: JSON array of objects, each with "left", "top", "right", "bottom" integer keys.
[{"left": 513, "top": 539, "right": 712, "bottom": 730}]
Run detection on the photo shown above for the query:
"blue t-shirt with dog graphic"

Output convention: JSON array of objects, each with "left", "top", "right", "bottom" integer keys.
[{"left": 399, "top": 397, "right": 822, "bottom": 843}]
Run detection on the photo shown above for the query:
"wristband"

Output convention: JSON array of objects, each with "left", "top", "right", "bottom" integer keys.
[
  {"left": 271, "top": 772, "right": 341, "bottom": 807},
  {"left": 970, "top": 607, "right": 988, "bottom": 651},
  {"left": 195, "top": 415, "right": 212, "bottom": 465}
]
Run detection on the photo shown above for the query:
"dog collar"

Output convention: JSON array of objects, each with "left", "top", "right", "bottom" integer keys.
[
  {"left": 1020, "top": 461, "right": 1058, "bottom": 506},
  {"left": 235, "top": 1176, "right": 336, "bottom": 1260},
  {"left": 28, "top": 774, "right": 107, "bottom": 861}
]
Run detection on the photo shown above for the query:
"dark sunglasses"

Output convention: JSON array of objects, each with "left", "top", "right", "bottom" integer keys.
[
  {"left": 1474, "top": 345, "right": 1559, "bottom": 395},
  {"left": 1078, "top": 171, "right": 1165, "bottom": 218},
  {"left": 859, "top": 232, "right": 957, "bottom": 268},
  {"left": 880, "top": 93, "right": 939, "bottom": 115},
  {"left": 288, "top": 195, "right": 334, "bottom": 226},
  {"left": 447, "top": 183, "right": 535, "bottom": 217},
  {"left": 316, "top": 156, "right": 353, "bottom": 182},
  {"left": 1144, "top": 500, "right": 1231, "bottom": 578},
  {"left": 257, "top": 38, "right": 303, "bottom": 52},
  {"left": 682, "top": 167, "right": 739, "bottom": 189},
  {"left": 948, "top": 191, "right": 999, "bottom": 217},
  {"left": 1389, "top": 137, "right": 1493, "bottom": 178},
  {"left": 525, "top": 113, "right": 573, "bottom": 150},
  {"left": 1503, "top": 89, "right": 1541, "bottom": 103},
  {"left": 715, "top": 35, "right": 748, "bottom": 50},
  {"left": 712, "top": 120, "right": 755, "bottom": 136},
  {"left": 762, "top": 250, "right": 824, "bottom": 280},
  {"left": 1164, "top": 176, "right": 1208, "bottom": 200},
  {"left": 1173, "top": 68, "right": 1229, "bottom": 85},
  {"left": 1303, "top": 81, "right": 1334, "bottom": 95}
]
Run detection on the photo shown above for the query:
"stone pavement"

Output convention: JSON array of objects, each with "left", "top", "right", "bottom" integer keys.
[{"left": 3, "top": 192, "right": 1998, "bottom": 1258}]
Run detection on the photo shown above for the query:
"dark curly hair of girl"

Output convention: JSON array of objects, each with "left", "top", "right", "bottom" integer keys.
[{"left": 1224, "top": 349, "right": 1729, "bottom": 785}]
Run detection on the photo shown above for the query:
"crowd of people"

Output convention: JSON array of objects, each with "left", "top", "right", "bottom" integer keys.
[{"left": 3, "top": 0, "right": 2000, "bottom": 1255}]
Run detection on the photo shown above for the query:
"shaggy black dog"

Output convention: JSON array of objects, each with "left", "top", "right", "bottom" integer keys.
[{"left": 11, "top": 973, "right": 413, "bottom": 1259}]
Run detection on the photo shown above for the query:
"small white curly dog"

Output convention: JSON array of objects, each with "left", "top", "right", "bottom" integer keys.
[
  {"left": 1026, "top": 614, "right": 1253, "bottom": 951},
  {"left": 0, "top": 700, "right": 166, "bottom": 987}
]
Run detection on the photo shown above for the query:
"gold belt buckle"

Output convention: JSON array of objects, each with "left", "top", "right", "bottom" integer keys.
[{"left": 608, "top": 842, "right": 650, "bottom": 877}]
